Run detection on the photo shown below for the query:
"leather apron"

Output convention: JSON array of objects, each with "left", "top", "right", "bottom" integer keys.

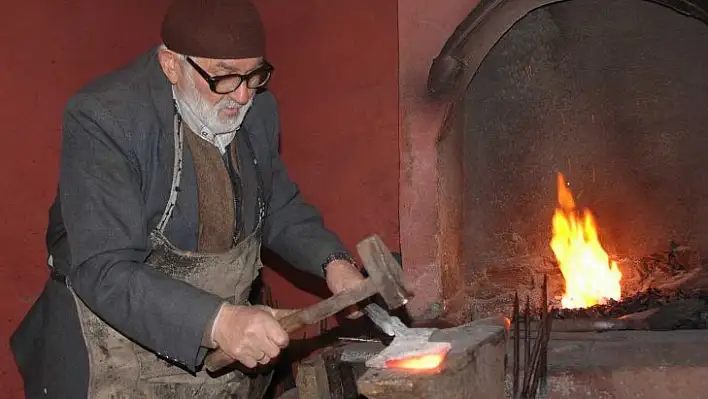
[{"left": 66, "top": 114, "right": 271, "bottom": 398}]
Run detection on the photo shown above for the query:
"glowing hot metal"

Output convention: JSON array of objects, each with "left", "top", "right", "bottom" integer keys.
[
  {"left": 362, "top": 303, "right": 451, "bottom": 371},
  {"left": 365, "top": 327, "right": 451, "bottom": 371},
  {"left": 384, "top": 349, "right": 450, "bottom": 370}
]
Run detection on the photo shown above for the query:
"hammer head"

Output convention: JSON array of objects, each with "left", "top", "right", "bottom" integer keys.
[{"left": 356, "top": 235, "right": 413, "bottom": 310}]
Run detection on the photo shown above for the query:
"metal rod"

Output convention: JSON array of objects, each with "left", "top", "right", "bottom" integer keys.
[
  {"left": 521, "top": 295, "right": 535, "bottom": 397},
  {"left": 337, "top": 337, "right": 381, "bottom": 343},
  {"left": 518, "top": 276, "right": 554, "bottom": 398},
  {"left": 521, "top": 308, "right": 548, "bottom": 396},
  {"left": 529, "top": 310, "right": 553, "bottom": 397},
  {"left": 513, "top": 292, "right": 520, "bottom": 398},
  {"left": 524, "top": 296, "right": 531, "bottom": 374},
  {"left": 540, "top": 275, "right": 548, "bottom": 394}
]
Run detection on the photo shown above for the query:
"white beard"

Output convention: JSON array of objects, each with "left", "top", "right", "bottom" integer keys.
[{"left": 174, "top": 67, "right": 253, "bottom": 141}]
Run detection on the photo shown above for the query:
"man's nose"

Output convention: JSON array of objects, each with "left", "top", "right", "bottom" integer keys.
[{"left": 229, "top": 83, "right": 252, "bottom": 105}]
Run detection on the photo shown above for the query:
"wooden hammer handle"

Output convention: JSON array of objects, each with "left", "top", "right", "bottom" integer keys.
[{"left": 204, "top": 278, "right": 378, "bottom": 372}]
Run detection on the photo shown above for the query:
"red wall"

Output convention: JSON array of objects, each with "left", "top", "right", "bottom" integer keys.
[
  {"left": 0, "top": 2, "right": 171, "bottom": 396},
  {"left": 0, "top": 1, "right": 398, "bottom": 396},
  {"left": 255, "top": 0, "right": 399, "bottom": 335}
]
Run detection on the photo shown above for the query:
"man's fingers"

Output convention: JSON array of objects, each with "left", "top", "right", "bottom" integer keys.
[
  {"left": 225, "top": 347, "right": 257, "bottom": 369},
  {"left": 344, "top": 305, "right": 364, "bottom": 319},
  {"left": 251, "top": 304, "right": 273, "bottom": 314},
  {"left": 240, "top": 356, "right": 258, "bottom": 369},
  {"left": 264, "top": 341, "right": 281, "bottom": 358},
  {"left": 272, "top": 308, "right": 298, "bottom": 320},
  {"left": 253, "top": 305, "right": 298, "bottom": 321},
  {"left": 244, "top": 339, "right": 276, "bottom": 365},
  {"left": 268, "top": 326, "right": 289, "bottom": 348},
  {"left": 346, "top": 311, "right": 364, "bottom": 319},
  {"left": 211, "top": 304, "right": 292, "bottom": 369},
  {"left": 249, "top": 349, "right": 271, "bottom": 365},
  {"left": 257, "top": 312, "right": 289, "bottom": 348},
  {"left": 250, "top": 308, "right": 289, "bottom": 349}
]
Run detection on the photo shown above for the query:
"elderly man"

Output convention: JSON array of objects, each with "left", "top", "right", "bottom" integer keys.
[{"left": 10, "top": 0, "right": 366, "bottom": 397}]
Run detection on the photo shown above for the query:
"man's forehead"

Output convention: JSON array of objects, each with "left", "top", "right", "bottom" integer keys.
[{"left": 198, "top": 56, "right": 263, "bottom": 72}]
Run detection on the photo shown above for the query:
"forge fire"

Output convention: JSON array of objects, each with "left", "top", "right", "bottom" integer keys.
[{"left": 551, "top": 172, "right": 623, "bottom": 309}]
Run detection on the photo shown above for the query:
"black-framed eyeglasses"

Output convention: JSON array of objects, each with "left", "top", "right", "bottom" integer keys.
[{"left": 186, "top": 57, "right": 274, "bottom": 94}]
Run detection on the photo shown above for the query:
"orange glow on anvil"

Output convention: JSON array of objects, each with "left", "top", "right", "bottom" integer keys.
[{"left": 384, "top": 351, "right": 448, "bottom": 370}]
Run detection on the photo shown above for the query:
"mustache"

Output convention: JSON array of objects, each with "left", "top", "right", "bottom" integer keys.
[{"left": 216, "top": 98, "right": 241, "bottom": 110}]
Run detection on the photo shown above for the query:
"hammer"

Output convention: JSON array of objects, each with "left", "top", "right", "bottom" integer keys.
[{"left": 203, "top": 234, "right": 412, "bottom": 372}]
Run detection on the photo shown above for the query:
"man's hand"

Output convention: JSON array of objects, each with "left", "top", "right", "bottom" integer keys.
[
  {"left": 211, "top": 304, "right": 292, "bottom": 368},
  {"left": 324, "top": 260, "right": 367, "bottom": 319}
]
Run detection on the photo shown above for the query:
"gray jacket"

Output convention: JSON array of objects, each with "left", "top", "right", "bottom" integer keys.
[{"left": 11, "top": 47, "right": 349, "bottom": 397}]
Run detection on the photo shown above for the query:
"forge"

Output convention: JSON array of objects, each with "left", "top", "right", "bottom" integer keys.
[
  {"left": 411, "top": 0, "right": 708, "bottom": 396},
  {"left": 442, "top": 0, "right": 708, "bottom": 322},
  {"left": 286, "top": 0, "right": 708, "bottom": 397}
]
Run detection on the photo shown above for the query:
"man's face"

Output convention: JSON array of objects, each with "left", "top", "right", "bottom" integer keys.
[{"left": 172, "top": 55, "right": 263, "bottom": 133}]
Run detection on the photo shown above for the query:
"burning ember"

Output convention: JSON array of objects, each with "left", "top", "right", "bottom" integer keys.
[
  {"left": 550, "top": 172, "right": 622, "bottom": 309},
  {"left": 384, "top": 353, "right": 446, "bottom": 370}
]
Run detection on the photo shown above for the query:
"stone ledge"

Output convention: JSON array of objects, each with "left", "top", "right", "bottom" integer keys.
[{"left": 506, "top": 330, "right": 708, "bottom": 398}]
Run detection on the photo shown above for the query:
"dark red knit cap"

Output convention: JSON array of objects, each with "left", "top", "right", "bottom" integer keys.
[{"left": 161, "top": 0, "right": 266, "bottom": 59}]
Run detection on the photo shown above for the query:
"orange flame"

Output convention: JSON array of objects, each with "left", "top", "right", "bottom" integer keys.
[
  {"left": 384, "top": 352, "right": 446, "bottom": 370},
  {"left": 550, "top": 172, "right": 622, "bottom": 309}
]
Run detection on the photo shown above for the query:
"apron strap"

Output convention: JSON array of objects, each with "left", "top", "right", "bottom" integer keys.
[
  {"left": 240, "top": 129, "right": 267, "bottom": 238},
  {"left": 156, "top": 113, "right": 184, "bottom": 234}
]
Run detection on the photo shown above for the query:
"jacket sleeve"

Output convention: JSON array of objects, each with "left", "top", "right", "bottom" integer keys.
[
  {"left": 59, "top": 94, "right": 223, "bottom": 372},
  {"left": 260, "top": 95, "right": 352, "bottom": 278}
]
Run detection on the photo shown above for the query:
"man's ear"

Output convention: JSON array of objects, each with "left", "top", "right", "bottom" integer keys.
[{"left": 158, "top": 47, "right": 181, "bottom": 84}]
